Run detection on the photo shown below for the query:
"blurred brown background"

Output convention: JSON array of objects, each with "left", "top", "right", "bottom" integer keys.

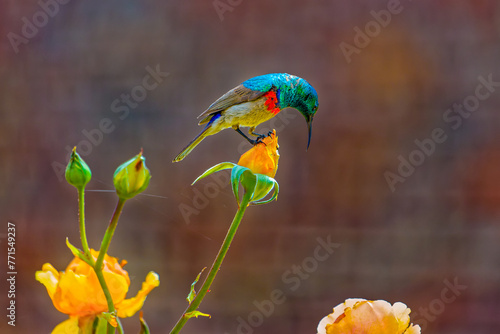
[{"left": 2, "top": 0, "right": 500, "bottom": 333}]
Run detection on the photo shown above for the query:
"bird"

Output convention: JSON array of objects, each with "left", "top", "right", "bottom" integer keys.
[{"left": 173, "top": 73, "right": 319, "bottom": 162}]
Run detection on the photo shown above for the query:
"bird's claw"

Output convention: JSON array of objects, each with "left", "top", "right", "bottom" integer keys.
[
  {"left": 245, "top": 129, "right": 274, "bottom": 146},
  {"left": 252, "top": 131, "right": 274, "bottom": 145},
  {"left": 248, "top": 136, "right": 263, "bottom": 145},
  {"left": 254, "top": 136, "right": 265, "bottom": 145}
]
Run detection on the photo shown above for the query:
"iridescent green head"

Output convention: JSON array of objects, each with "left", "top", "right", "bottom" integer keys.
[
  {"left": 300, "top": 83, "right": 318, "bottom": 149},
  {"left": 243, "top": 73, "right": 319, "bottom": 148},
  {"left": 282, "top": 76, "right": 318, "bottom": 149}
]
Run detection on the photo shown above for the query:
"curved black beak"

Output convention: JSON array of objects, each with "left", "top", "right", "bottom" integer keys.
[{"left": 306, "top": 116, "right": 313, "bottom": 150}]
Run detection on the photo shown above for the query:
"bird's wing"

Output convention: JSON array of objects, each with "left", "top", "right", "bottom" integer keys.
[{"left": 198, "top": 84, "right": 267, "bottom": 124}]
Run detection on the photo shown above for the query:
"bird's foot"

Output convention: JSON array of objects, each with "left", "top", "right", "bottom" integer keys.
[
  {"left": 255, "top": 131, "right": 274, "bottom": 139},
  {"left": 253, "top": 136, "right": 265, "bottom": 145},
  {"left": 236, "top": 127, "right": 273, "bottom": 146},
  {"left": 251, "top": 131, "right": 275, "bottom": 145},
  {"left": 244, "top": 136, "right": 263, "bottom": 146}
]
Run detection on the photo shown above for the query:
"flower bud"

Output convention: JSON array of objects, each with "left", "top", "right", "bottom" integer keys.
[
  {"left": 113, "top": 150, "right": 151, "bottom": 199},
  {"left": 237, "top": 130, "right": 279, "bottom": 178},
  {"left": 65, "top": 147, "right": 92, "bottom": 189}
]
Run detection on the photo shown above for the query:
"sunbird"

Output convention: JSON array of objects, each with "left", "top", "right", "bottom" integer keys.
[{"left": 173, "top": 73, "right": 318, "bottom": 162}]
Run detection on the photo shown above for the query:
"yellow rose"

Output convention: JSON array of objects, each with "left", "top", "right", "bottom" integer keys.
[
  {"left": 36, "top": 249, "right": 159, "bottom": 333},
  {"left": 317, "top": 299, "right": 421, "bottom": 334}
]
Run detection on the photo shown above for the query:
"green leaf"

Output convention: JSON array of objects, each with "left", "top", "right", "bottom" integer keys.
[
  {"left": 184, "top": 310, "right": 211, "bottom": 319},
  {"left": 239, "top": 169, "right": 257, "bottom": 194},
  {"left": 193, "top": 162, "right": 235, "bottom": 185},
  {"left": 139, "top": 312, "right": 151, "bottom": 334},
  {"left": 251, "top": 174, "right": 275, "bottom": 202},
  {"left": 252, "top": 178, "right": 279, "bottom": 205},
  {"left": 229, "top": 166, "right": 279, "bottom": 206},
  {"left": 187, "top": 267, "right": 206, "bottom": 304},
  {"left": 230, "top": 165, "right": 250, "bottom": 205},
  {"left": 193, "top": 162, "right": 278, "bottom": 207}
]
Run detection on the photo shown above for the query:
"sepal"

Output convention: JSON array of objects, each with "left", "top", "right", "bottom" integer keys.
[
  {"left": 65, "top": 238, "right": 94, "bottom": 266},
  {"left": 192, "top": 162, "right": 236, "bottom": 185}
]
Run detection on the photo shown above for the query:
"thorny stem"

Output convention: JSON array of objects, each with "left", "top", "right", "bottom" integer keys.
[
  {"left": 94, "top": 198, "right": 127, "bottom": 334},
  {"left": 77, "top": 187, "right": 92, "bottom": 259},
  {"left": 169, "top": 192, "right": 253, "bottom": 334}
]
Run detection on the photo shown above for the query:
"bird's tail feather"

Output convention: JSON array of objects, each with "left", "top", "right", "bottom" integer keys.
[{"left": 172, "top": 121, "right": 213, "bottom": 162}]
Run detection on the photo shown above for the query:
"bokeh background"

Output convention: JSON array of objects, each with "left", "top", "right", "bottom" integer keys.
[{"left": 2, "top": 0, "right": 500, "bottom": 333}]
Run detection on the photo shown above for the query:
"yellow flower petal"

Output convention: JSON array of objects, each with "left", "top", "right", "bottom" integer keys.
[
  {"left": 319, "top": 299, "right": 420, "bottom": 334},
  {"left": 404, "top": 324, "right": 422, "bottom": 334},
  {"left": 104, "top": 270, "right": 130, "bottom": 303},
  {"left": 51, "top": 317, "right": 79, "bottom": 334},
  {"left": 393, "top": 302, "right": 411, "bottom": 332},
  {"left": 55, "top": 267, "right": 107, "bottom": 316},
  {"left": 38, "top": 250, "right": 159, "bottom": 329},
  {"left": 342, "top": 300, "right": 399, "bottom": 333},
  {"left": 36, "top": 263, "right": 60, "bottom": 299},
  {"left": 238, "top": 130, "right": 279, "bottom": 177},
  {"left": 318, "top": 298, "right": 365, "bottom": 334},
  {"left": 37, "top": 250, "right": 131, "bottom": 317},
  {"left": 117, "top": 271, "right": 160, "bottom": 318}
]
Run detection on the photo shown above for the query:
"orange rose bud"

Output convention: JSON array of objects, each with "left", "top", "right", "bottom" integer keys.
[{"left": 237, "top": 130, "right": 279, "bottom": 178}]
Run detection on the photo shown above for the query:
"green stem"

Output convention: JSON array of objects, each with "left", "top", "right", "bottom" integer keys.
[
  {"left": 117, "top": 318, "right": 124, "bottom": 334},
  {"left": 77, "top": 186, "right": 91, "bottom": 257},
  {"left": 95, "top": 198, "right": 126, "bottom": 272},
  {"left": 94, "top": 197, "right": 127, "bottom": 334},
  {"left": 169, "top": 193, "right": 252, "bottom": 334}
]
